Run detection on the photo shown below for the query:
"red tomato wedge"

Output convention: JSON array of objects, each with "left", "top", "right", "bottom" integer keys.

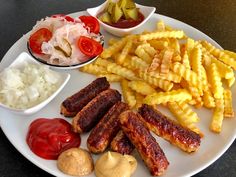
[
  {"left": 29, "top": 28, "right": 52, "bottom": 54},
  {"left": 79, "top": 16, "right": 100, "bottom": 34},
  {"left": 77, "top": 36, "right": 103, "bottom": 57},
  {"left": 51, "top": 14, "right": 75, "bottom": 22}
]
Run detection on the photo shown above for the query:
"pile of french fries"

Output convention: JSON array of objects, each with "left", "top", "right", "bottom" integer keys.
[{"left": 80, "top": 20, "right": 235, "bottom": 135}]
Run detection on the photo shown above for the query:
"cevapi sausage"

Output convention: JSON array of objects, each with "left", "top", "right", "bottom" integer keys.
[
  {"left": 110, "top": 130, "right": 134, "bottom": 155},
  {"left": 138, "top": 104, "right": 201, "bottom": 153},
  {"left": 61, "top": 77, "right": 109, "bottom": 117},
  {"left": 87, "top": 102, "right": 129, "bottom": 153},
  {"left": 72, "top": 89, "right": 121, "bottom": 133},
  {"left": 119, "top": 110, "right": 169, "bottom": 176}
]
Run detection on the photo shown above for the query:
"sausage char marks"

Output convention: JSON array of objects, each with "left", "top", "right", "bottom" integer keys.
[
  {"left": 138, "top": 104, "right": 201, "bottom": 153},
  {"left": 72, "top": 89, "right": 121, "bottom": 133},
  {"left": 119, "top": 110, "right": 169, "bottom": 176},
  {"left": 61, "top": 77, "right": 110, "bottom": 117},
  {"left": 87, "top": 102, "right": 129, "bottom": 153},
  {"left": 110, "top": 130, "right": 135, "bottom": 155}
]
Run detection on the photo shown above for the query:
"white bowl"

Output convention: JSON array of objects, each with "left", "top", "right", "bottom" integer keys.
[
  {"left": 87, "top": 1, "right": 156, "bottom": 37},
  {"left": 0, "top": 52, "right": 70, "bottom": 115}
]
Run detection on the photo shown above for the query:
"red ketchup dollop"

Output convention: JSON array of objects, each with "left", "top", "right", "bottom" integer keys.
[{"left": 26, "top": 118, "right": 81, "bottom": 160}]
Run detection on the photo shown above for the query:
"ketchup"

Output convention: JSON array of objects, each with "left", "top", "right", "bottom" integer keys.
[{"left": 26, "top": 118, "right": 81, "bottom": 160}]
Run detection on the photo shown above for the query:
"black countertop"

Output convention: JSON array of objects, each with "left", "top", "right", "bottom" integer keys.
[{"left": 0, "top": 0, "right": 236, "bottom": 177}]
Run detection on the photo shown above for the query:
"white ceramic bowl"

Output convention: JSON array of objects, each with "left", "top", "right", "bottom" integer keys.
[
  {"left": 87, "top": 1, "right": 156, "bottom": 37},
  {"left": 0, "top": 52, "right": 70, "bottom": 115}
]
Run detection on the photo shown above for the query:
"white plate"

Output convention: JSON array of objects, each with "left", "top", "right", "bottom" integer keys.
[{"left": 0, "top": 11, "right": 236, "bottom": 177}]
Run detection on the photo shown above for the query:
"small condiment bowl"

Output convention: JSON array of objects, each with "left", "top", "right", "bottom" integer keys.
[
  {"left": 0, "top": 52, "right": 70, "bottom": 115},
  {"left": 87, "top": 1, "right": 156, "bottom": 37}
]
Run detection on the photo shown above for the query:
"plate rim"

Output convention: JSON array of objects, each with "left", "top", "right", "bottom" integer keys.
[{"left": 0, "top": 11, "right": 236, "bottom": 177}]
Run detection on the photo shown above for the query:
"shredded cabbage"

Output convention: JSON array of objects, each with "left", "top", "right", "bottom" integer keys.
[{"left": 0, "top": 63, "right": 62, "bottom": 109}]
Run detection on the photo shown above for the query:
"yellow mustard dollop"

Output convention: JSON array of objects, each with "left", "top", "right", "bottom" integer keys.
[{"left": 95, "top": 151, "right": 137, "bottom": 177}]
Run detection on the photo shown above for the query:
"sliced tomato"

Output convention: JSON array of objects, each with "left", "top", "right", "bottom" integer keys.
[
  {"left": 29, "top": 28, "right": 52, "bottom": 54},
  {"left": 51, "top": 14, "right": 75, "bottom": 22},
  {"left": 77, "top": 36, "right": 103, "bottom": 57},
  {"left": 79, "top": 16, "right": 100, "bottom": 34}
]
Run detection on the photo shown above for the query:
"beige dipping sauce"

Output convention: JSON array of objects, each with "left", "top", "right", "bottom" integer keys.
[{"left": 95, "top": 151, "right": 137, "bottom": 177}]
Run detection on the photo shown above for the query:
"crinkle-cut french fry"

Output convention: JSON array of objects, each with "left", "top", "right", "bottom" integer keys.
[
  {"left": 186, "top": 38, "right": 195, "bottom": 55},
  {"left": 169, "top": 38, "right": 180, "bottom": 53},
  {"left": 119, "top": 55, "right": 133, "bottom": 69},
  {"left": 182, "top": 51, "right": 191, "bottom": 69},
  {"left": 108, "top": 38, "right": 119, "bottom": 46},
  {"left": 210, "top": 97, "right": 224, "bottom": 133},
  {"left": 148, "top": 40, "right": 169, "bottom": 50},
  {"left": 190, "top": 46, "right": 202, "bottom": 80},
  {"left": 180, "top": 79, "right": 202, "bottom": 103},
  {"left": 130, "top": 56, "right": 149, "bottom": 71},
  {"left": 194, "top": 100, "right": 204, "bottom": 109},
  {"left": 135, "top": 92, "right": 145, "bottom": 109},
  {"left": 226, "top": 76, "right": 235, "bottom": 87},
  {"left": 200, "top": 65, "right": 208, "bottom": 92},
  {"left": 128, "top": 80, "right": 156, "bottom": 95},
  {"left": 120, "top": 79, "right": 136, "bottom": 108},
  {"left": 79, "top": 64, "right": 108, "bottom": 75},
  {"left": 219, "top": 53, "right": 236, "bottom": 70},
  {"left": 117, "top": 40, "right": 133, "bottom": 64},
  {"left": 167, "top": 102, "right": 202, "bottom": 136},
  {"left": 143, "top": 89, "right": 192, "bottom": 105},
  {"left": 202, "top": 51, "right": 234, "bottom": 79},
  {"left": 178, "top": 102, "right": 200, "bottom": 122},
  {"left": 207, "top": 63, "right": 224, "bottom": 99},
  {"left": 165, "top": 25, "right": 174, "bottom": 31},
  {"left": 141, "top": 30, "right": 150, "bottom": 34},
  {"left": 171, "top": 62, "right": 202, "bottom": 89},
  {"left": 224, "top": 50, "right": 236, "bottom": 60},
  {"left": 157, "top": 20, "right": 165, "bottom": 31},
  {"left": 188, "top": 99, "right": 197, "bottom": 106},
  {"left": 135, "top": 45, "right": 153, "bottom": 64},
  {"left": 148, "top": 52, "right": 161, "bottom": 72},
  {"left": 98, "top": 74, "right": 123, "bottom": 82},
  {"left": 138, "top": 71, "right": 173, "bottom": 91},
  {"left": 160, "top": 49, "right": 174, "bottom": 75},
  {"left": 199, "top": 43, "right": 235, "bottom": 78},
  {"left": 107, "top": 63, "right": 138, "bottom": 81},
  {"left": 100, "top": 37, "right": 127, "bottom": 58},
  {"left": 148, "top": 70, "right": 181, "bottom": 83},
  {"left": 202, "top": 53, "right": 212, "bottom": 67},
  {"left": 201, "top": 40, "right": 221, "bottom": 58},
  {"left": 203, "top": 90, "right": 216, "bottom": 108},
  {"left": 223, "top": 89, "right": 234, "bottom": 118},
  {"left": 139, "top": 30, "right": 185, "bottom": 41},
  {"left": 172, "top": 53, "right": 182, "bottom": 62},
  {"left": 94, "top": 57, "right": 113, "bottom": 67},
  {"left": 140, "top": 43, "right": 156, "bottom": 57},
  {"left": 202, "top": 41, "right": 236, "bottom": 69}
]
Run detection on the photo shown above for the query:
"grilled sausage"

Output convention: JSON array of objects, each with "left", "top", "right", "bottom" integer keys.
[
  {"left": 72, "top": 89, "right": 121, "bottom": 133},
  {"left": 110, "top": 130, "right": 135, "bottom": 155},
  {"left": 61, "top": 77, "right": 110, "bottom": 117},
  {"left": 138, "top": 104, "right": 201, "bottom": 153},
  {"left": 87, "top": 102, "right": 129, "bottom": 153},
  {"left": 119, "top": 110, "right": 169, "bottom": 176}
]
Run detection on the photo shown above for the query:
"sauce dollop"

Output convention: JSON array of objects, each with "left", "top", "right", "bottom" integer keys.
[
  {"left": 26, "top": 118, "right": 81, "bottom": 160},
  {"left": 95, "top": 151, "right": 137, "bottom": 177}
]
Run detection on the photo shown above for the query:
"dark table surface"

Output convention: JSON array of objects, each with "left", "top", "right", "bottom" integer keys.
[{"left": 0, "top": 0, "right": 236, "bottom": 177}]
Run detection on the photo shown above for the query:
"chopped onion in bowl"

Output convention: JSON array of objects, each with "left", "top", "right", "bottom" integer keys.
[{"left": 0, "top": 62, "right": 62, "bottom": 109}]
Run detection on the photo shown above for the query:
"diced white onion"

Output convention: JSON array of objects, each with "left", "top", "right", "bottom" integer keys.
[{"left": 0, "top": 62, "right": 62, "bottom": 109}]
